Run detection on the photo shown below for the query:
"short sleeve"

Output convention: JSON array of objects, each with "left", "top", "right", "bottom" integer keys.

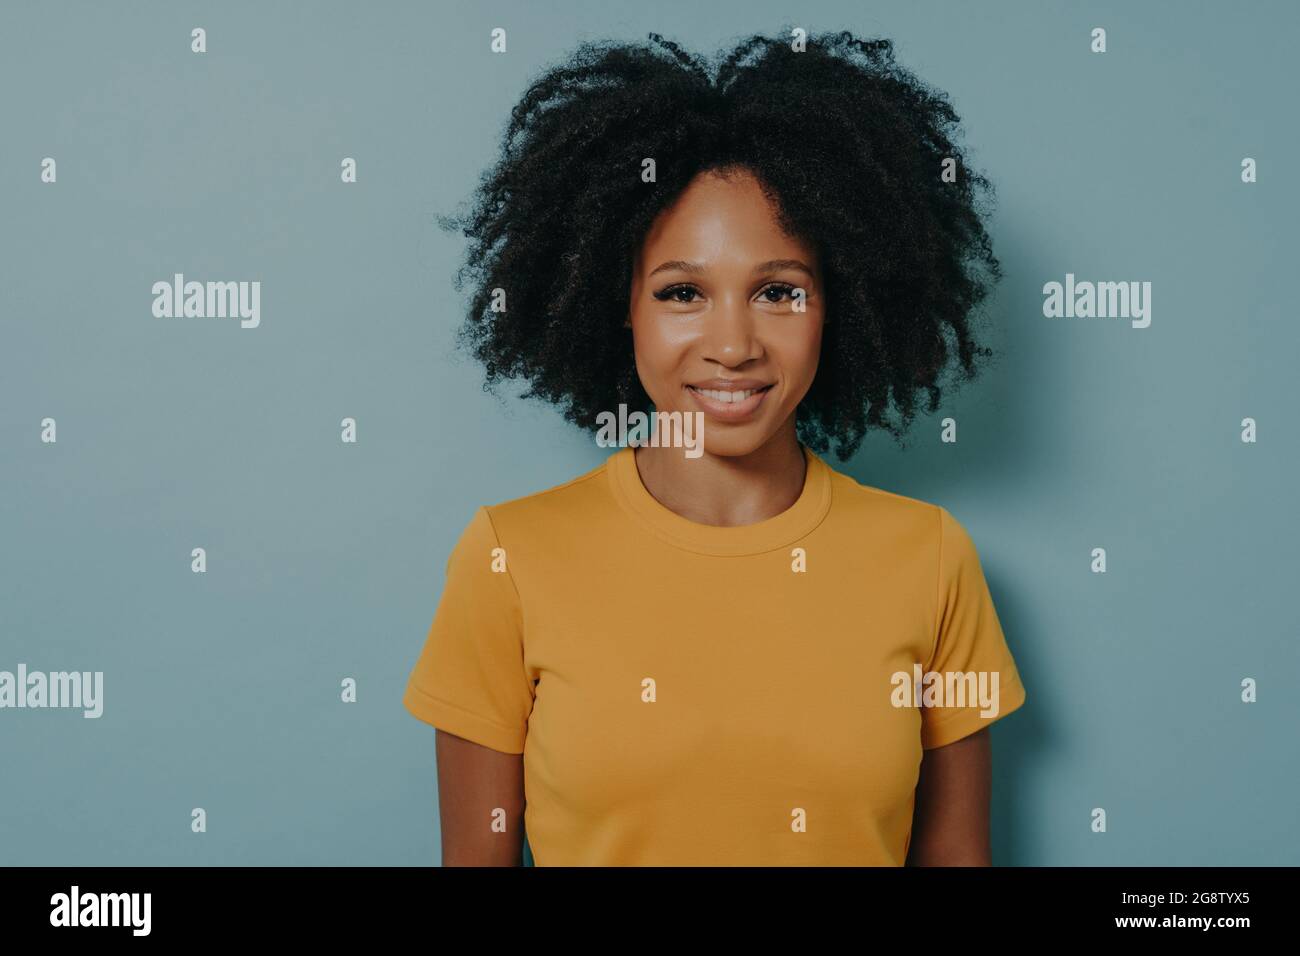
[
  {"left": 402, "top": 507, "right": 534, "bottom": 754},
  {"left": 919, "top": 506, "right": 1027, "bottom": 750}
]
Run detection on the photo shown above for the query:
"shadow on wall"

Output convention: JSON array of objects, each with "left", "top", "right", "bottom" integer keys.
[{"left": 984, "top": 563, "right": 1052, "bottom": 866}]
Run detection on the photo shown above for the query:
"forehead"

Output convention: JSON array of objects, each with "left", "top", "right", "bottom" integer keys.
[{"left": 636, "top": 168, "right": 813, "bottom": 268}]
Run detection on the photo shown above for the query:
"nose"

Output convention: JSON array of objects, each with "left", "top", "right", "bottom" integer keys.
[{"left": 701, "top": 290, "right": 762, "bottom": 367}]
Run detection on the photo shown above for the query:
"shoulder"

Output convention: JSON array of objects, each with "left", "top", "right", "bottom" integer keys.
[
  {"left": 818, "top": 457, "right": 982, "bottom": 558},
  {"left": 821, "top": 457, "right": 944, "bottom": 530},
  {"left": 475, "top": 454, "right": 616, "bottom": 545}
]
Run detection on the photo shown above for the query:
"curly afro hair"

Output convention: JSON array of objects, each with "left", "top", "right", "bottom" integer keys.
[{"left": 438, "top": 30, "right": 1002, "bottom": 461}]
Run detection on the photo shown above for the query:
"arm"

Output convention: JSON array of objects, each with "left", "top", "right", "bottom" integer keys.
[
  {"left": 905, "top": 727, "right": 992, "bottom": 866},
  {"left": 435, "top": 729, "right": 527, "bottom": 866}
]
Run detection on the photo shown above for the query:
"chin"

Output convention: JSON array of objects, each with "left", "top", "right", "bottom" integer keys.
[{"left": 694, "top": 427, "right": 781, "bottom": 460}]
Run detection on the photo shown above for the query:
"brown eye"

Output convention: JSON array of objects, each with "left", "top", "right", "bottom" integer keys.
[
  {"left": 760, "top": 283, "right": 796, "bottom": 303},
  {"left": 653, "top": 284, "right": 700, "bottom": 303}
]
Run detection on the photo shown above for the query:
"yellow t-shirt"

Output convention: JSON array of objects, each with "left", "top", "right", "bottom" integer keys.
[{"left": 403, "top": 445, "right": 1027, "bottom": 865}]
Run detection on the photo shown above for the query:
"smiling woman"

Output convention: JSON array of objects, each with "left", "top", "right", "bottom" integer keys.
[
  {"left": 628, "top": 167, "right": 824, "bottom": 478},
  {"left": 405, "top": 30, "right": 1026, "bottom": 867}
]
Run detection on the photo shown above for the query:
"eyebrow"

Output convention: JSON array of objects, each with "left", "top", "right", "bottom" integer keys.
[{"left": 647, "top": 258, "right": 816, "bottom": 278}]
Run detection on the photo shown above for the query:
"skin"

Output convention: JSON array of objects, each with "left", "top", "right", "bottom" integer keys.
[
  {"left": 907, "top": 728, "right": 992, "bottom": 866},
  {"left": 434, "top": 730, "right": 525, "bottom": 866},
  {"left": 436, "top": 166, "right": 995, "bottom": 866}
]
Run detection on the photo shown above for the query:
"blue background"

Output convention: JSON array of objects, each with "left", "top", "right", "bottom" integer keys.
[{"left": 1, "top": 0, "right": 1296, "bottom": 865}]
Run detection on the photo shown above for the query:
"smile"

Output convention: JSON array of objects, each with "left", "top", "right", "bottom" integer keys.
[
  {"left": 687, "top": 386, "right": 769, "bottom": 403},
  {"left": 684, "top": 383, "right": 774, "bottom": 420}
]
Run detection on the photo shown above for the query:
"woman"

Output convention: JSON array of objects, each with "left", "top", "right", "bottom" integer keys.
[{"left": 404, "top": 31, "right": 1026, "bottom": 866}]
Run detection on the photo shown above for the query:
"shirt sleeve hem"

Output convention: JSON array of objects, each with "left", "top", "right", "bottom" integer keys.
[
  {"left": 919, "top": 674, "right": 1026, "bottom": 751},
  {"left": 403, "top": 682, "right": 526, "bottom": 755}
]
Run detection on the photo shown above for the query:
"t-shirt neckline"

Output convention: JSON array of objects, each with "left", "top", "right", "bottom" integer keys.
[{"left": 606, "top": 444, "right": 833, "bottom": 556}]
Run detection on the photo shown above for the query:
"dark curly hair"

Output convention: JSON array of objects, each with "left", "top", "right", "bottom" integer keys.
[{"left": 437, "top": 30, "right": 1002, "bottom": 461}]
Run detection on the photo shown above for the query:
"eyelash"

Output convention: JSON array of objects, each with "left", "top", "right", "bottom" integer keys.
[{"left": 652, "top": 282, "right": 799, "bottom": 304}]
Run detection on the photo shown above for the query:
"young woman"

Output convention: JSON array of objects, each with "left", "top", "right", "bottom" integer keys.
[{"left": 404, "top": 31, "right": 1026, "bottom": 866}]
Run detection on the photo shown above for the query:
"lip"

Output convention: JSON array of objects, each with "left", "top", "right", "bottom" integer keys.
[
  {"left": 684, "top": 382, "right": 774, "bottom": 422},
  {"left": 686, "top": 378, "right": 772, "bottom": 390}
]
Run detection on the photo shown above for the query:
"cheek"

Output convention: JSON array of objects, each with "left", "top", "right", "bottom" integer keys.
[
  {"left": 771, "top": 317, "right": 825, "bottom": 386},
  {"left": 631, "top": 314, "right": 696, "bottom": 380},
  {"left": 629, "top": 322, "right": 673, "bottom": 407}
]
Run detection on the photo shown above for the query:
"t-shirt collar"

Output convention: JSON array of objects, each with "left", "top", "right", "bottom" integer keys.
[{"left": 606, "top": 443, "right": 833, "bottom": 556}]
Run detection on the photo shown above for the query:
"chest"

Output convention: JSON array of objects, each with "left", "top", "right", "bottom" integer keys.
[{"left": 517, "top": 550, "right": 933, "bottom": 818}]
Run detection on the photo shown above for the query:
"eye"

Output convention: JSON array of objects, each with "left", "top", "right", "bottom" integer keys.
[
  {"left": 758, "top": 282, "right": 798, "bottom": 303},
  {"left": 652, "top": 283, "right": 701, "bottom": 303}
]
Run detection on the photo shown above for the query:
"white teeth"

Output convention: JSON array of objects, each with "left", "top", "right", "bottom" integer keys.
[{"left": 692, "top": 387, "right": 760, "bottom": 403}]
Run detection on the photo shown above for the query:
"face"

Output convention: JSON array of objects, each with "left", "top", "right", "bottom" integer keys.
[{"left": 627, "top": 167, "right": 825, "bottom": 459}]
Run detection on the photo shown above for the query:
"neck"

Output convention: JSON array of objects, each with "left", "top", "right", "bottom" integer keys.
[{"left": 632, "top": 418, "right": 807, "bottom": 527}]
